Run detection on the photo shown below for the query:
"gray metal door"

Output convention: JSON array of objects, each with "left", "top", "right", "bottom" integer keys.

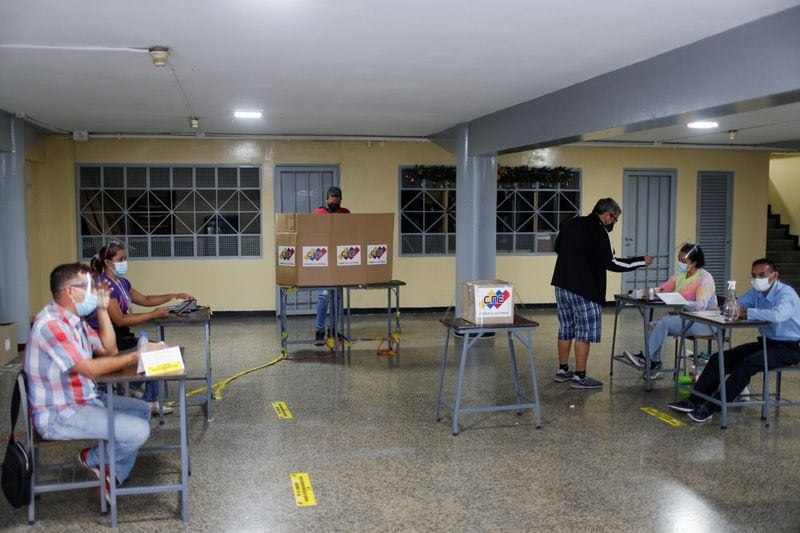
[
  {"left": 697, "top": 171, "right": 733, "bottom": 295},
  {"left": 274, "top": 165, "right": 339, "bottom": 314},
  {"left": 621, "top": 169, "right": 676, "bottom": 293}
]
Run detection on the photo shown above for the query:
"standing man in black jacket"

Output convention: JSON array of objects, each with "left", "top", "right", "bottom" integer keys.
[{"left": 551, "top": 198, "right": 653, "bottom": 389}]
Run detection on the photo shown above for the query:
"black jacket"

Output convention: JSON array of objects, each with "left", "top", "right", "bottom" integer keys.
[{"left": 551, "top": 214, "right": 646, "bottom": 304}]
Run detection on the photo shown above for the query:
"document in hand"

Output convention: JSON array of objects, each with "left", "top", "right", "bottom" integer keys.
[
  {"left": 137, "top": 345, "right": 185, "bottom": 376},
  {"left": 656, "top": 292, "right": 691, "bottom": 306}
]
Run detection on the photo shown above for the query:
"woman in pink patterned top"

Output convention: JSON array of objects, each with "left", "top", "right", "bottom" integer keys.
[{"left": 624, "top": 243, "right": 718, "bottom": 377}]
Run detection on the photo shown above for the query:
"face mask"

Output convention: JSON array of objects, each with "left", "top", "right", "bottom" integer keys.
[
  {"left": 604, "top": 222, "right": 614, "bottom": 232},
  {"left": 73, "top": 290, "right": 98, "bottom": 316},
  {"left": 677, "top": 262, "right": 689, "bottom": 273},
  {"left": 327, "top": 202, "right": 340, "bottom": 213},
  {"left": 114, "top": 260, "right": 128, "bottom": 276},
  {"left": 751, "top": 276, "right": 772, "bottom": 292}
]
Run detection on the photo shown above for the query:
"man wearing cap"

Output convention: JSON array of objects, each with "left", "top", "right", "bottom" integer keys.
[{"left": 312, "top": 186, "right": 350, "bottom": 345}]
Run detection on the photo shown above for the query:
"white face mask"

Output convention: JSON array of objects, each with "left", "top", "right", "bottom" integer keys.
[{"left": 751, "top": 276, "right": 772, "bottom": 292}]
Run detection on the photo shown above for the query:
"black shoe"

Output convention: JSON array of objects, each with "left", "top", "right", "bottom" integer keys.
[
  {"left": 314, "top": 330, "right": 325, "bottom": 346},
  {"left": 642, "top": 361, "right": 663, "bottom": 380},
  {"left": 667, "top": 399, "right": 696, "bottom": 413},
  {"left": 688, "top": 402, "right": 714, "bottom": 423}
]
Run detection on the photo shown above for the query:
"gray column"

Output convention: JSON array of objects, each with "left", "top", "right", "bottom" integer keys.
[
  {"left": 0, "top": 112, "right": 31, "bottom": 344},
  {"left": 454, "top": 123, "right": 497, "bottom": 314}
]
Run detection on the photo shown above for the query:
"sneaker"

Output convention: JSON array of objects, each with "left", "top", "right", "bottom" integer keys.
[
  {"left": 128, "top": 385, "right": 145, "bottom": 399},
  {"left": 667, "top": 399, "right": 697, "bottom": 413},
  {"left": 149, "top": 401, "right": 174, "bottom": 415},
  {"left": 78, "top": 447, "right": 100, "bottom": 479},
  {"left": 623, "top": 350, "right": 645, "bottom": 368},
  {"left": 688, "top": 402, "right": 714, "bottom": 423},
  {"left": 570, "top": 375, "right": 603, "bottom": 389},
  {"left": 642, "top": 361, "right": 663, "bottom": 380},
  {"left": 314, "top": 330, "right": 325, "bottom": 346},
  {"left": 554, "top": 368, "right": 574, "bottom": 383}
]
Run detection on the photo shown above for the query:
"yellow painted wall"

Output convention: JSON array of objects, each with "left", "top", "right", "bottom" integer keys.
[
  {"left": 25, "top": 138, "right": 770, "bottom": 311},
  {"left": 498, "top": 146, "right": 770, "bottom": 303},
  {"left": 769, "top": 154, "right": 800, "bottom": 234}
]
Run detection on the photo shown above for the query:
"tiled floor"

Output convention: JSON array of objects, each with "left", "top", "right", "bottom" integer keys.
[{"left": 1, "top": 308, "right": 799, "bottom": 531}]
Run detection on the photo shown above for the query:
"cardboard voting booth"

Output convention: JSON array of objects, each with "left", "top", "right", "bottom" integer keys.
[
  {"left": 459, "top": 280, "right": 515, "bottom": 325},
  {"left": 276, "top": 213, "right": 393, "bottom": 286}
]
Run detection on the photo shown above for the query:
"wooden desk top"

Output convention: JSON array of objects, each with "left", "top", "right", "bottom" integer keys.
[
  {"left": 154, "top": 306, "right": 211, "bottom": 326},
  {"left": 440, "top": 315, "right": 540, "bottom": 332}
]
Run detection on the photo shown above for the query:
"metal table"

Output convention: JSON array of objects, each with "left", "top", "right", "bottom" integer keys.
[
  {"left": 678, "top": 311, "right": 769, "bottom": 429},
  {"left": 609, "top": 293, "right": 686, "bottom": 390},
  {"left": 278, "top": 285, "right": 345, "bottom": 356},
  {"left": 436, "top": 316, "right": 542, "bottom": 435},
  {"left": 96, "top": 367, "right": 189, "bottom": 528},
  {"left": 343, "top": 280, "right": 405, "bottom": 358},
  {"left": 154, "top": 307, "right": 213, "bottom": 421}
]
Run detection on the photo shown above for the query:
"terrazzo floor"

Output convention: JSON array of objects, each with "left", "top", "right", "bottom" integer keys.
[{"left": 1, "top": 307, "right": 799, "bottom": 532}]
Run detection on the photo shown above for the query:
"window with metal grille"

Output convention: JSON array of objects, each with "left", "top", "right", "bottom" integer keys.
[
  {"left": 399, "top": 165, "right": 581, "bottom": 255},
  {"left": 77, "top": 165, "right": 262, "bottom": 259}
]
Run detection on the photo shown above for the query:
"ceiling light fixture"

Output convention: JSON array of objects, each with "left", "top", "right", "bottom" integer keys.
[
  {"left": 687, "top": 121, "right": 719, "bottom": 129},
  {"left": 148, "top": 46, "right": 170, "bottom": 67},
  {"left": 728, "top": 130, "right": 737, "bottom": 140},
  {"left": 234, "top": 111, "right": 262, "bottom": 119}
]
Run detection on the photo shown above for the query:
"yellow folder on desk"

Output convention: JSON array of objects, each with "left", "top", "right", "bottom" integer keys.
[{"left": 137, "top": 345, "right": 185, "bottom": 376}]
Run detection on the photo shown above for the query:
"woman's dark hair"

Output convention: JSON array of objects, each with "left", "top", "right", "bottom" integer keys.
[
  {"left": 681, "top": 242, "right": 705, "bottom": 269},
  {"left": 90, "top": 241, "right": 126, "bottom": 276}
]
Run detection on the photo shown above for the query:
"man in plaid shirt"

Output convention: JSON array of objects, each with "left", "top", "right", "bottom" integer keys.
[{"left": 23, "top": 263, "right": 151, "bottom": 498}]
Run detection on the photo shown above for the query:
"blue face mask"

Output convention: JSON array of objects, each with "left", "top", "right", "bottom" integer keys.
[
  {"left": 677, "top": 262, "right": 690, "bottom": 273},
  {"left": 114, "top": 260, "right": 128, "bottom": 276},
  {"left": 73, "top": 289, "right": 98, "bottom": 316}
]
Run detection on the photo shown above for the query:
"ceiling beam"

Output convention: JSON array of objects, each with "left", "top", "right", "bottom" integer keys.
[{"left": 434, "top": 5, "right": 800, "bottom": 156}]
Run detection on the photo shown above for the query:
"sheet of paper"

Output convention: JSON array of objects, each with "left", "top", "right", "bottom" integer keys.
[
  {"left": 140, "top": 345, "right": 185, "bottom": 376},
  {"left": 656, "top": 292, "right": 691, "bottom": 306}
]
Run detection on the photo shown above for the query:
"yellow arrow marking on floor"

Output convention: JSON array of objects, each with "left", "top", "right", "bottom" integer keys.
[
  {"left": 272, "top": 401, "right": 294, "bottom": 419},
  {"left": 640, "top": 407, "right": 685, "bottom": 427},
  {"left": 290, "top": 473, "right": 316, "bottom": 507}
]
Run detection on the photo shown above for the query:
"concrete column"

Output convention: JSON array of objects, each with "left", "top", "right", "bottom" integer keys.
[
  {"left": 454, "top": 123, "right": 497, "bottom": 314},
  {"left": 0, "top": 112, "right": 31, "bottom": 344}
]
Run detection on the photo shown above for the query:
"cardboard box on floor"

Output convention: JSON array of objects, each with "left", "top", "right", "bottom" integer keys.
[
  {"left": 276, "top": 213, "right": 393, "bottom": 286},
  {"left": 460, "top": 280, "right": 515, "bottom": 325},
  {"left": 0, "top": 322, "right": 18, "bottom": 367}
]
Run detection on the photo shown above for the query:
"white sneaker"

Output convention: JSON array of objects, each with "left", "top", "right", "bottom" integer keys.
[
  {"left": 129, "top": 385, "right": 145, "bottom": 399},
  {"left": 149, "top": 401, "right": 174, "bottom": 415}
]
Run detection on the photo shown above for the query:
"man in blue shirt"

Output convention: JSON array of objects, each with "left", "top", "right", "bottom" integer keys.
[{"left": 668, "top": 258, "right": 800, "bottom": 423}]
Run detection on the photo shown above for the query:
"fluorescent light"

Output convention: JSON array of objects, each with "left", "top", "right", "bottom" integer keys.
[
  {"left": 234, "top": 111, "right": 262, "bottom": 119},
  {"left": 687, "top": 121, "right": 718, "bottom": 129}
]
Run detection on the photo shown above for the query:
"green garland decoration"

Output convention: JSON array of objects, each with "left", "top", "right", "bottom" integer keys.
[{"left": 404, "top": 164, "right": 576, "bottom": 188}]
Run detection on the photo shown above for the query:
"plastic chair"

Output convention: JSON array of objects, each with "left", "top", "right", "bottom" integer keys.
[{"left": 17, "top": 373, "right": 107, "bottom": 524}]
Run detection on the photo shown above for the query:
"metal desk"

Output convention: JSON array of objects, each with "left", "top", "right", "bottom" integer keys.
[
  {"left": 678, "top": 311, "right": 769, "bottom": 429},
  {"left": 96, "top": 367, "right": 189, "bottom": 528},
  {"left": 436, "top": 316, "right": 542, "bottom": 435},
  {"left": 343, "top": 280, "right": 405, "bottom": 358},
  {"left": 278, "top": 285, "right": 345, "bottom": 356},
  {"left": 154, "top": 307, "right": 213, "bottom": 421},
  {"left": 609, "top": 294, "right": 686, "bottom": 390}
]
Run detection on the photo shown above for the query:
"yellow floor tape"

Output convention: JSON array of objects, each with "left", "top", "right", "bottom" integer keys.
[
  {"left": 272, "top": 401, "right": 294, "bottom": 419},
  {"left": 290, "top": 473, "right": 317, "bottom": 507},
  {"left": 640, "top": 407, "right": 685, "bottom": 427}
]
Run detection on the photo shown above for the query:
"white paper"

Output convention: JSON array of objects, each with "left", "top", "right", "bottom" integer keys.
[{"left": 656, "top": 292, "right": 691, "bottom": 306}]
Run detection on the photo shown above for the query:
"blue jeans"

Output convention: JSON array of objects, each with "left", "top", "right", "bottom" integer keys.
[
  {"left": 38, "top": 395, "right": 151, "bottom": 482},
  {"left": 646, "top": 315, "right": 713, "bottom": 362},
  {"left": 129, "top": 380, "right": 159, "bottom": 402},
  {"left": 315, "top": 291, "right": 329, "bottom": 333}
]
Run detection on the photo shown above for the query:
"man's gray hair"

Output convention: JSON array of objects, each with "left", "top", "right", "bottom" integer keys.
[{"left": 592, "top": 198, "right": 621, "bottom": 216}]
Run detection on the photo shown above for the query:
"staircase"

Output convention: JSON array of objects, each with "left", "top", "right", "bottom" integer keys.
[{"left": 766, "top": 205, "right": 800, "bottom": 291}]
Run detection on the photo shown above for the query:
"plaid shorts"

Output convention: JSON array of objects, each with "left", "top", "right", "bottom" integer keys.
[{"left": 555, "top": 287, "right": 601, "bottom": 343}]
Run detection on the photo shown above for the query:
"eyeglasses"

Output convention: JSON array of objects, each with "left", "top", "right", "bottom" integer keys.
[{"left": 607, "top": 213, "right": 619, "bottom": 223}]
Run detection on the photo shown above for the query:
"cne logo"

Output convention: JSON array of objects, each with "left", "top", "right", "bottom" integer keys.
[
  {"left": 337, "top": 245, "right": 361, "bottom": 266},
  {"left": 339, "top": 246, "right": 360, "bottom": 261},
  {"left": 481, "top": 289, "right": 511, "bottom": 309},
  {"left": 367, "top": 244, "right": 388, "bottom": 265},
  {"left": 306, "top": 248, "right": 327, "bottom": 261},
  {"left": 277, "top": 246, "right": 296, "bottom": 266},
  {"left": 302, "top": 246, "right": 329, "bottom": 267},
  {"left": 279, "top": 247, "right": 295, "bottom": 261}
]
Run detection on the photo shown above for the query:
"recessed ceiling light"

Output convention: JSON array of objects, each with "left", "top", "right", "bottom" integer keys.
[
  {"left": 687, "top": 121, "right": 719, "bottom": 129},
  {"left": 234, "top": 111, "right": 262, "bottom": 119}
]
